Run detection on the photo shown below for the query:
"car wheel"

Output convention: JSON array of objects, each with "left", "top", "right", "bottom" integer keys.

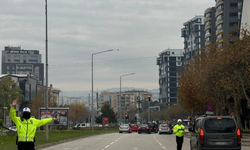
[
  {"left": 148, "top": 132, "right": 151, "bottom": 134},
  {"left": 119, "top": 131, "right": 122, "bottom": 133},
  {"left": 138, "top": 132, "right": 141, "bottom": 134},
  {"left": 159, "top": 132, "right": 161, "bottom": 135}
]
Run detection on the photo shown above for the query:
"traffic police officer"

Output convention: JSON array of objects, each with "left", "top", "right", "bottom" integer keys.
[
  {"left": 10, "top": 99, "right": 59, "bottom": 150},
  {"left": 173, "top": 119, "right": 185, "bottom": 150}
]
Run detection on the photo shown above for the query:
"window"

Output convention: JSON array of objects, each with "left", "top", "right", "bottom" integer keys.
[
  {"left": 12, "top": 71, "right": 15, "bottom": 74},
  {"left": 204, "top": 118, "right": 236, "bottom": 133},
  {"left": 170, "top": 83, "right": 176, "bottom": 87},
  {"left": 7, "top": 66, "right": 10, "bottom": 70},
  {"left": 170, "top": 93, "right": 177, "bottom": 97},
  {"left": 169, "top": 78, "right": 176, "bottom": 81},
  {"left": 7, "top": 55, "right": 11, "bottom": 62},
  {"left": 169, "top": 73, "right": 176, "bottom": 76},
  {"left": 216, "top": 14, "right": 223, "bottom": 22},
  {"left": 169, "top": 57, "right": 176, "bottom": 61},
  {"left": 12, "top": 66, "right": 15, "bottom": 70},
  {"left": 230, "top": 3, "right": 238, "bottom": 8},
  {"left": 230, "top": 12, "right": 238, "bottom": 18},
  {"left": 169, "top": 62, "right": 176, "bottom": 66},
  {"left": 172, "top": 52, "right": 174, "bottom": 54},
  {"left": 169, "top": 67, "right": 176, "bottom": 71},
  {"left": 229, "top": 22, "right": 238, "bottom": 27},
  {"left": 14, "top": 55, "right": 20, "bottom": 63},
  {"left": 29, "top": 56, "right": 38, "bottom": 63},
  {"left": 7, "top": 71, "right": 10, "bottom": 74}
]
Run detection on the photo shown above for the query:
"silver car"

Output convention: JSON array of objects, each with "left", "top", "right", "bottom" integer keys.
[
  {"left": 159, "top": 124, "right": 173, "bottom": 134},
  {"left": 119, "top": 124, "right": 132, "bottom": 133}
]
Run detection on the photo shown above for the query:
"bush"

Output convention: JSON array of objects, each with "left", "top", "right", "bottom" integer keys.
[{"left": 0, "top": 119, "right": 3, "bottom": 125}]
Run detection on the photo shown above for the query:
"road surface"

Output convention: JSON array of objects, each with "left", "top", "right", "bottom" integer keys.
[{"left": 38, "top": 132, "right": 250, "bottom": 150}]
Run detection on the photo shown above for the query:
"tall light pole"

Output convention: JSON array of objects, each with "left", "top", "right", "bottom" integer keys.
[
  {"left": 119, "top": 73, "right": 135, "bottom": 125},
  {"left": 91, "top": 49, "right": 113, "bottom": 132},
  {"left": 45, "top": 0, "right": 49, "bottom": 141}
]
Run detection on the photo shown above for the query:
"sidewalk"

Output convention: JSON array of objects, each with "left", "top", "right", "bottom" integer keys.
[{"left": 184, "top": 132, "right": 250, "bottom": 147}]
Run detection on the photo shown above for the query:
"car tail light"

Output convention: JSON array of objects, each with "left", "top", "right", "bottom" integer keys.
[
  {"left": 139, "top": 127, "right": 141, "bottom": 129},
  {"left": 146, "top": 127, "right": 149, "bottom": 129},
  {"left": 159, "top": 127, "right": 162, "bottom": 130},
  {"left": 127, "top": 127, "right": 129, "bottom": 129},
  {"left": 167, "top": 127, "right": 170, "bottom": 130},
  {"left": 200, "top": 128, "right": 204, "bottom": 142},
  {"left": 119, "top": 127, "right": 121, "bottom": 129},
  {"left": 237, "top": 129, "right": 241, "bottom": 142}
]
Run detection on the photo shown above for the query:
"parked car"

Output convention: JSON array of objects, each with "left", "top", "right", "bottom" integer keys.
[
  {"left": 74, "top": 123, "right": 90, "bottom": 128},
  {"left": 189, "top": 115, "right": 241, "bottom": 150},
  {"left": 8, "top": 126, "right": 17, "bottom": 132},
  {"left": 119, "top": 124, "right": 132, "bottom": 133},
  {"left": 158, "top": 124, "right": 173, "bottom": 134},
  {"left": 138, "top": 124, "right": 151, "bottom": 134},
  {"left": 147, "top": 122, "right": 158, "bottom": 133},
  {"left": 182, "top": 119, "right": 190, "bottom": 133},
  {"left": 130, "top": 124, "right": 138, "bottom": 132}
]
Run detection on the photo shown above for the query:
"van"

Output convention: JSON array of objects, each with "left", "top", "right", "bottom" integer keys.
[
  {"left": 74, "top": 123, "right": 90, "bottom": 128},
  {"left": 189, "top": 116, "right": 241, "bottom": 150}
]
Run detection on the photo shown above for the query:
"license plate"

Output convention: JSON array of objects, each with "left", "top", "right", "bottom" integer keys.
[{"left": 214, "top": 142, "right": 227, "bottom": 145}]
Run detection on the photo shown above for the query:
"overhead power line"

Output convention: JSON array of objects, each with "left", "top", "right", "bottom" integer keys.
[{"left": 49, "top": 56, "right": 158, "bottom": 69}]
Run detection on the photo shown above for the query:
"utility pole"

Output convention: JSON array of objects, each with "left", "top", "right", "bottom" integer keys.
[
  {"left": 45, "top": 0, "right": 49, "bottom": 141},
  {"left": 96, "top": 92, "right": 98, "bottom": 114}
]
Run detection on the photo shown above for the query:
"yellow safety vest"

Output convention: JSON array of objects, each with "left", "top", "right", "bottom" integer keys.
[
  {"left": 173, "top": 124, "right": 185, "bottom": 137},
  {"left": 10, "top": 107, "right": 53, "bottom": 142}
]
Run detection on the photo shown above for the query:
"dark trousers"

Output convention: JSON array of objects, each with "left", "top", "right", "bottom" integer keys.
[
  {"left": 18, "top": 142, "right": 35, "bottom": 150},
  {"left": 176, "top": 136, "right": 184, "bottom": 150}
]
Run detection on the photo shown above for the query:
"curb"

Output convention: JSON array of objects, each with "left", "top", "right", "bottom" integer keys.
[{"left": 35, "top": 131, "right": 117, "bottom": 149}]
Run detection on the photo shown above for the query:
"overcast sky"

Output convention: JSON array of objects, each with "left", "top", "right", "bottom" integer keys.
[{"left": 0, "top": 0, "right": 215, "bottom": 92}]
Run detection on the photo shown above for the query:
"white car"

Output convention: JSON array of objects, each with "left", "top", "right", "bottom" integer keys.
[{"left": 8, "top": 126, "right": 17, "bottom": 132}]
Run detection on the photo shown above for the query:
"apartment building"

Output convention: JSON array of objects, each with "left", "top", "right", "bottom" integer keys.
[
  {"left": 156, "top": 49, "right": 184, "bottom": 104},
  {"left": 99, "top": 91, "right": 117, "bottom": 112},
  {"left": 181, "top": 15, "right": 205, "bottom": 65},
  {"left": 204, "top": 0, "right": 243, "bottom": 45},
  {"left": 1, "top": 46, "right": 44, "bottom": 85}
]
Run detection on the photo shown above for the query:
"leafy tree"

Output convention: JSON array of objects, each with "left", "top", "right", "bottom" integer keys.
[
  {"left": 68, "top": 103, "right": 89, "bottom": 123},
  {"left": 28, "top": 87, "right": 53, "bottom": 118},
  {"left": 95, "top": 101, "right": 117, "bottom": 124},
  {"left": 0, "top": 76, "right": 24, "bottom": 118}
]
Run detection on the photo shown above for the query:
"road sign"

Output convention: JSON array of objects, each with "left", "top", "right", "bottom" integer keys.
[
  {"left": 206, "top": 104, "right": 214, "bottom": 111},
  {"left": 206, "top": 111, "right": 214, "bottom": 115}
]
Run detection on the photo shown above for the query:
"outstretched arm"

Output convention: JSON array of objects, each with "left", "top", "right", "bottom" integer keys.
[
  {"left": 9, "top": 99, "right": 18, "bottom": 125},
  {"left": 35, "top": 117, "right": 60, "bottom": 127}
]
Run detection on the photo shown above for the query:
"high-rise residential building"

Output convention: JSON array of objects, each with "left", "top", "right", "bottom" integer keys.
[
  {"left": 1, "top": 46, "right": 44, "bottom": 85},
  {"left": 181, "top": 15, "right": 205, "bottom": 65},
  {"left": 214, "top": 0, "right": 243, "bottom": 43},
  {"left": 204, "top": 7, "right": 217, "bottom": 45},
  {"left": 156, "top": 49, "right": 184, "bottom": 104},
  {"left": 99, "top": 92, "right": 117, "bottom": 112},
  {"left": 205, "top": 0, "right": 243, "bottom": 44}
]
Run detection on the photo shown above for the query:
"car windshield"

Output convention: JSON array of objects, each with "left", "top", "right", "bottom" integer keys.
[
  {"left": 121, "top": 124, "right": 129, "bottom": 127},
  {"left": 204, "top": 118, "right": 236, "bottom": 133},
  {"left": 160, "top": 124, "right": 169, "bottom": 127},
  {"left": 141, "top": 124, "right": 148, "bottom": 127}
]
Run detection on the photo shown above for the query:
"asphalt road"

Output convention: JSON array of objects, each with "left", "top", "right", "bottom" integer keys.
[{"left": 38, "top": 132, "right": 250, "bottom": 150}]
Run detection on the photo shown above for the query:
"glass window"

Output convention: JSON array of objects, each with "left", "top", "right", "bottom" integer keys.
[
  {"left": 169, "top": 57, "right": 176, "bottom": 61},
  {"left": 170, "top": 83, "right": 176, "bottom": 87},
  {"left": 169, "top": 78, "right": 176, "bottom": 81},
  {"left": 230, "top": 12, "right": 238, "bottom": 18},
  {"left": 29, "top": 56, "right": 38, "bottom": 63},
  {"left": 7, "top": 66, "right": 10, "bottom": 70},
  {"left": 7, "top": 71, "right": 10, "bottom": 74},
  {"left": 169, "top": 67, "right": 176, "bottom": 71},
  {"left": 172, "top": 52, "right": 174, "bottom": 54},
  {"left": 169, "top": 62, "right": 176, "bottom": 66},
  {"left": 204, "top": 118, "right": 236, "bottom": 133},
  {"left": 230, "top": 3, "right": 238, "bottom": 8},
  {"left": 169, "top": 73, "right": 176, "bottom": 76},
  {"left": 12, "top": 66, "right": 15, "bottom": 70},
  {"left": 229, "top": 22, "right": 238, "bottom": 27},
  {"left": 170, "top": 93, "right": 177, "bottom": 97}
]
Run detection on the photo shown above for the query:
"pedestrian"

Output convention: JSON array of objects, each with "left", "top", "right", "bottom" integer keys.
[
  {"left": 173, "top": 119, "right": 185, "bottom": 150},
  {"left": 10, "top": 99, "right": 59, "bottom": 150}
]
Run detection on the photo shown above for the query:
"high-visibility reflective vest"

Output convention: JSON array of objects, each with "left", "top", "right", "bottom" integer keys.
[
  {"left": 173, "top": 124, "right": 185, "bottom": 137},
  {"left": 10, "top": 107, "right": 53, "bottom": 142}
]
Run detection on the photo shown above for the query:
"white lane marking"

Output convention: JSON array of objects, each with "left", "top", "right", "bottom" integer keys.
[
  {"left": 102, "top": 135, "right": 125, "bottom": 149},
  {"left": 105, "top": 145, "right": 110, "bottom": 148},
  {"left": 110, "top": 142, "right": 114, "bottom": 145},
  {"left": 153, "top": 134, "right": 165, "bottom": 150}
]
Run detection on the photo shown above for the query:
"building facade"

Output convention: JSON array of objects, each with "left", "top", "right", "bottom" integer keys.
[
  {"left": 99, "top": 92, "right": 117, "bottom": 112},
  {"left": 204, "top": 7, "right": 217, "bottom": 45},
  {"left": 49, "top": 84, "right": 61, "bottom": 106},
  {"left": 181, "top": 15, "right": 205, "bottom": 65},
  {"left": 157, "top": 49, "right": 184, "bottom": 104},
  {"left": 1, "top": 46, "right": 44, "bottom": 85}
]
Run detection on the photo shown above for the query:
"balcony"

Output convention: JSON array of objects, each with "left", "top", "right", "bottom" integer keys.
[{"left": 215, "top": 0, "right": 224, "bottom": 8}]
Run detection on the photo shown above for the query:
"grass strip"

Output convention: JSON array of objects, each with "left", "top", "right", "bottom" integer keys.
[{"left": 0, "top": 127, "right": 118, "bottom": 150}]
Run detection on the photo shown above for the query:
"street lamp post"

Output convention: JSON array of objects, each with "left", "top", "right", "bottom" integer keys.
[
  {"left": 119, "top": 73, "right": 135, "bottom": 125},
  {"left": 91, "top": 49, "right": 113, "bottom": 132}
]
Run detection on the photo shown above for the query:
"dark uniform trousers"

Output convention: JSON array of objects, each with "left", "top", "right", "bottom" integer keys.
[
  {"left": 18, "top": 142, "right": 35, "bottom": 150},
  {"left": 176, "top": 136, "right": 184, "bottom": 150}
]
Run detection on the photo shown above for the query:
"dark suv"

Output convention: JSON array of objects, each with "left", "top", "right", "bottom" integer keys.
[
  {"left": 147, "top": 122, "right": 158, "bottom": 133},
  {"left": 189, "top": 116, "right": 241, "bottom": 150}
]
